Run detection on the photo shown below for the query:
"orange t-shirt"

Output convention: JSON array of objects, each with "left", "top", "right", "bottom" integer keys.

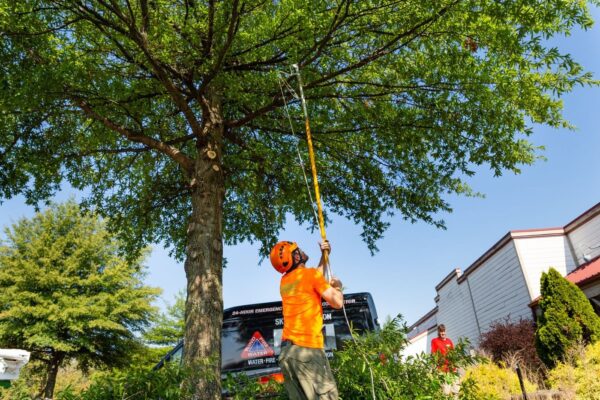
[{"left": 280, "top": 266, "right": 331, "bottom": 349}]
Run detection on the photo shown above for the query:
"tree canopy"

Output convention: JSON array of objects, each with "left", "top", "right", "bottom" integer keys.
[
  {"left": 1, "top": 0, "right": 597, "bottom": 255},
  {"left": 0, "top": 201, "right": 160, "bottom": 398},
  {"left": 1, "top": 1, "right": 598, "bottom": 397},
  {"left": 535, "top": 268, "right": 600, "bottom": 368}
]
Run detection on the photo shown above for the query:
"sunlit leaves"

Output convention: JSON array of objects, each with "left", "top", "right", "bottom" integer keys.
[{"left": 0, "top": 0, "right": 597, "bottom": 256}]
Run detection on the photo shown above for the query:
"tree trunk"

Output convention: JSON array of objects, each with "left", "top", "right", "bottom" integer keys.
[
  {"left": 43, "top": 353, "right": 63, "bottom": 399},
  {"left": 182, "top": 93, "right": 225, "bottom": 400}
]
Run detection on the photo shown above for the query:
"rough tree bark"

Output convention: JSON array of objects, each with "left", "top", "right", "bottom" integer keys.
[{"left": 182, "top": 92, "right": 226, "bottom": 399}]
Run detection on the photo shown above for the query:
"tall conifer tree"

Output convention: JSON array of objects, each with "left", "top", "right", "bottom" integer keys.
[{"left": 535, "top": 268, "right": 600, "bottom": 367}]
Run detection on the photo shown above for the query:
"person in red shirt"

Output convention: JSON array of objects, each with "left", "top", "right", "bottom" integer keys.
[
  {"left": 431, "top": 324, "right": 459, "bottom": 396},
  {"left": 270, "top": 240, "right": 343, "bottom": 400},
  {"left": 431, "top": 324, "right": 454, "bottom": 367}
]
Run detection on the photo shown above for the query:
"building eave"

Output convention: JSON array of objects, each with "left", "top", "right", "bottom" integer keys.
[{"left": 407, "top": 306, "right": 438, "bottom": 332}]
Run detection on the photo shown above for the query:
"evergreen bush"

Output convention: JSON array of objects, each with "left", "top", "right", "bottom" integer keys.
[{"left": 535, "top": 268, "right": 600, "bottom": 367}]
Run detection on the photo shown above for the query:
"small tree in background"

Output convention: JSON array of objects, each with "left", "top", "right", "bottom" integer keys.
[
  {"left": 139, "top": 291, "right": 186, "bottom": 368},
  {"left": 0, "top": 201, "right": 160, "bottom": 399},
  {"left": 479, "top": 318, "right": 544, "bottom": 377},
  {"left": 144, "top": 291, "right": 186, "bottom": 348},
  {"left": 535, "top": 268, "right": 600, "bottom": 368}
]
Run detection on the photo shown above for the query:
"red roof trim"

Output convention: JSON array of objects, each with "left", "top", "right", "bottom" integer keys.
[
  {"left": 529, "top": 296, "right": 541, "bottom": 308},
  {"left": 566, "top": 255, "right": 600, "bottom": 286},
  {"left": 529, "top": 256, "right": 600, "bottom": 308}
]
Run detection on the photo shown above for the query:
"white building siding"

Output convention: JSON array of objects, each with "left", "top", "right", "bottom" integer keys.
[
  {"left": 436, "top": 276, "right": 480, "bottom": 346},
  {"left": 404, "top": 327, "right": 437, "bottom": 357},
  {"left": 465, "top": 241, "right": 532, "bottom": 338},
  {"left": 514, "top": 235, "right": 576, "bottom": 300},
  {"left": 568, "top": 213, "right": 600, "bottom": 265},
  {"left": 407, "top": 312, "right": 437, "bottom": 341},
  {"left": 405, "top": 203, "right": 600, "bottom": 355}
]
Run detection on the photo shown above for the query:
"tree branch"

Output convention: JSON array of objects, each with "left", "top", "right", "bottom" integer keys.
[
  {"left": 73, "top": 97, "right": 194, "bottom": 172},
  {"left": 298, "top": 0, "right": 351, "bottom": 67},
  {"left": 303, "top": 1, "right": 460, "bottom": 89},
  {"left": 140, "top": 0, "right": 150, "bottom": 33},
  {"left": 204, "top": 0, "right": 216, "bottom": 57},
  {"left": 199, "top": 0, "right": 241, "bottom": 95},
  {"left": 226, "top": 1, "right": 459, "bottom": 128}
]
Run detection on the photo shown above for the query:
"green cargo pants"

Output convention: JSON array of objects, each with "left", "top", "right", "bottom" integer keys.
[{"left": 278, "top": 342, "right": 339, "bottom": 400}]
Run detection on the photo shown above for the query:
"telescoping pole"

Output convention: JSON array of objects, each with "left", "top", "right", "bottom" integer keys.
[{"left": 292, "top": 64, "right": 331, "bottom": 282}]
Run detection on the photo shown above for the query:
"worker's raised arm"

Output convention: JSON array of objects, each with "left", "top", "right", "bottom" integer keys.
[{"left": 322, "top": 277, "right": 343, "bottom": 309}]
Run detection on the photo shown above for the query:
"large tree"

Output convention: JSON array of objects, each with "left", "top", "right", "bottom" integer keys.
[
  {"left": 0, "top": 201, "right": 159, "bottom": 398},
  {"left": 0, "top": 1, "right": 597, "bottom": 397}
]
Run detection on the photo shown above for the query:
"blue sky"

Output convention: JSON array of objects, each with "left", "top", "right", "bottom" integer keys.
[{"left": 1, "top": 6, "right": 599, "bottom": 328}]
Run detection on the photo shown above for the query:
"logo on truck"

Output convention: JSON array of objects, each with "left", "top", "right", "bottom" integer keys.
[{"left": 241, "top": 331, "right": 274, "bottom": 360}]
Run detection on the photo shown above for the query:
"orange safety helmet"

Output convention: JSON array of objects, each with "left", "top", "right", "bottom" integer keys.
[{"left": 270, "top": 241, "right": 299, "bottom": 274}]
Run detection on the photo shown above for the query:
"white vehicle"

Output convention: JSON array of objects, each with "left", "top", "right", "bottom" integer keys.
[{"left": 0, "top": 349, "right": 30, "bottom": 381}]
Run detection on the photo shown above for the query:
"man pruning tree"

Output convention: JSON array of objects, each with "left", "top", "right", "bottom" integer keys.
[
  {"left": 1, "top": 1, "right": 598, "bottom": 398},
  {"left": 270, "top": 240, "right": 343, "bottom": 399}
]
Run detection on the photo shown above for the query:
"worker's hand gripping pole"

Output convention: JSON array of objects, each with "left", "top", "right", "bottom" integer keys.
[{"left": 292, "top": 64, "right": 331, "bottom": 282}]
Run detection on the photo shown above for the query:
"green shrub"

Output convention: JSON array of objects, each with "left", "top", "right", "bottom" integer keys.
[
  {"left": 548, "top": 341, "right": 600, "bottom": 400},
  {"left": 64, "top": 363, "right": 184, "bottom": 400},
  {"left": 463, "top": 360, "right": 537, "bottom": 400},
  {"left": 60, "top": 363, "right": 283, "bottom": 400},
  {"left": 535, "top": 268, "right": 600, "bottom": 368},
  {"left": 2, "top": 318, "right": 483, "bottom": 399},
  {"left": 332, "top": 317, "right": 479, "bottom": 400},
  {"left": 222, "top": 373, "right": 285, "bottom": 400}
]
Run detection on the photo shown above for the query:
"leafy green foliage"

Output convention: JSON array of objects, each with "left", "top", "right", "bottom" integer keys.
[
  {"left": 332, "top": 317, "right": 479, "bottom": 399},
  {"left": 143, "top": 291, "right": 186, "bottom": 347},
  {"left": 39, "top": 364, "right": 283, "bottom": 400},
  {"left": 0, "top": 201, "right": 160, "bottom": 397},
  {"left": 0, "top": 0, "right": 597, "bottom": 256},
  {"left": 548, "top": 340, "right": 600, "bottom": 399},
  {"left": 73, "top": 317, "right": 481, "bottom": 399},
  {"left": 1, "top": 1, "right": 599, "bottom": 397},
  {"left": 535, "top": 268, "right": 600, "bottom": 368},
  {"left": 222, "top": 373, "right": 286, "bottom": 400},
  {"left": 58, "top": 363, "right": 184, "bottom": 400},
  {"left": 0, "top": 361, "right": 93, "bottom": 400},
  {"left": 462, "top": 360, "right": 537, "bottom": 400}
]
